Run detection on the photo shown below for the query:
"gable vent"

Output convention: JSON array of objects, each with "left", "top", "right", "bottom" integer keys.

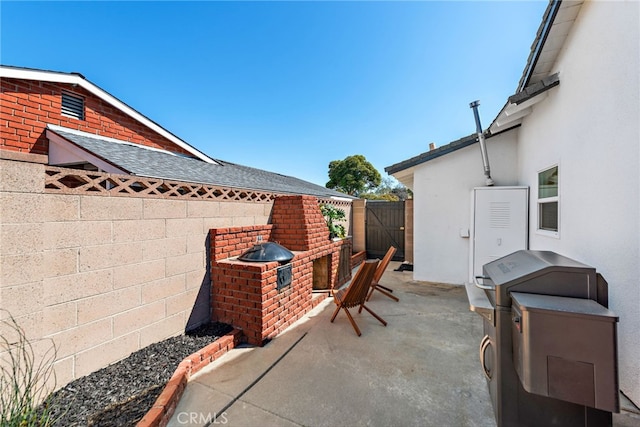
[{"left": 61, "top": 92, "right": 85, "bottom": 120}]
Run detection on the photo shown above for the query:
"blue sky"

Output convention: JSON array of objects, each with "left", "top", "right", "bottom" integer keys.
[{"left": 1, "top": 1, "right": 548, "bottom": 187}]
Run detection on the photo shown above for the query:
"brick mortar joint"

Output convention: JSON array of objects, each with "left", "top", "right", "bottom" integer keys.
[{"left": 136, "top": 328, "right": 243, "bottom": 427}]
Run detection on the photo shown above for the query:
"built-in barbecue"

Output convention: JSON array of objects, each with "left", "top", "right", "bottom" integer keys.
[{"left": 210, "top": 195, "right": 353, "bottom": 346}]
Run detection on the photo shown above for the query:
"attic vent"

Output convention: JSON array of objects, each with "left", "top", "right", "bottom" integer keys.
[{"left": 61, "top": 92, "right": 85, "bottom": 120}]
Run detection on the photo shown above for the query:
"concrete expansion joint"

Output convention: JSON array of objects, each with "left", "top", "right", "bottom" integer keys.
[
  {"left": 214, "top": 332, "right": 308, "bottom": 419},
  {"left": 136, "top": 328, "right": 243, "bottom": 427}
]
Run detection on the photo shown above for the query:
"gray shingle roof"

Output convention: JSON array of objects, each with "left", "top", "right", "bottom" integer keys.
[
  {"left": 508, "top": 72, "right": 559, "bottom": 105},
  {"left": 385, "top": 133, "right": 478, "bottom": 175},
  {"left": 49, "top": 127, "right": 354, "bottom": 200}
]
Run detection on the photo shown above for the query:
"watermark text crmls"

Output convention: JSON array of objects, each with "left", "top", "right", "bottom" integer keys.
[{"left": 176, "top": 411, "right": 229, "bottom": 425}]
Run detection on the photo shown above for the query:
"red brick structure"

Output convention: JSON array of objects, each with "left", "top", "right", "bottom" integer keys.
[
  {"left": 0, "top": 77, "right": 191, "bottom": 156},
  {"left": 211, "top": 195, "right": 352, "bottom": 346},
  {"left": 271, "top": 195, "right": 329, "bottom": 251}
]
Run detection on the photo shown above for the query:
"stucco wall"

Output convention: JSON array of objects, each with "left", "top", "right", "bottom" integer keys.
[
  {"left": 515, "top": 1, "right": 640, "bottom": 404},
  {"left": 0, "top": 158, "right": 272, "bottom": 390},
  {"left": 412, "top": 131, "right": 519, "bottom": 283}
]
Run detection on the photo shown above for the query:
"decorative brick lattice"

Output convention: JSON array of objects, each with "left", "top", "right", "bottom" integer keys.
[
  {"left": 44, "top": 166, "right": 276, "bottom": 202},
  {"left": 44, "top": 166, "right": 355, "bottom": 208}
]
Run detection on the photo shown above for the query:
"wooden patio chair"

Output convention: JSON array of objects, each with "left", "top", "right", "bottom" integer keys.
[
  {"left": 330, "top": 259, "right": 387, "bottom": 336},
  {"left": 364, "top": 246, "right": 400, "bottom": 303}
]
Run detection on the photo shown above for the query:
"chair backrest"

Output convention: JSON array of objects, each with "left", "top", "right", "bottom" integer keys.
[
  {"left": 341, "top": 259, "right": 379, "bottom": 308},
  {"left": 373, "top": 246, "right": 397, "bottom": 284}
]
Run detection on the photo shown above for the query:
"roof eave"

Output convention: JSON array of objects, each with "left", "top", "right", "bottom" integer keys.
[
  {"left": 0, "top": 65, "right": 218, "bottom": 165},
  {"left": 489, "top": 0, "right": 583, "bottom": 134},
  {"left": 489, "top": 73, "right": 560, "bottom": 134},
  {"left": 385, "top": 133, "right": 478, "bottom": 175}
]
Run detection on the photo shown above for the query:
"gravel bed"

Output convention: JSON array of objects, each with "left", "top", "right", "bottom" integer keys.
[{"left": 44, "top": 322, "right": 233, "bottom": 426}]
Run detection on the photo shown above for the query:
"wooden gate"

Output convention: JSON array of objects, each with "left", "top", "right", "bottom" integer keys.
[{"left": 365, "top": 201, "right": 405, "bottom": 261}]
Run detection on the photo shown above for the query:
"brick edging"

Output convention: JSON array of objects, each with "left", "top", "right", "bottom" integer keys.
[
  {"left": 351, "top": 251, "right": 367, "bottom": 269},
  {"left": 136, "top": 328, "right": 244, "bottom": 427}
]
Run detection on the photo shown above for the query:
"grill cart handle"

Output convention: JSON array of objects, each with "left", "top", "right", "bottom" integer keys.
[
  {"left": 479, "top": 335, "right": 493, "bottom": 380},
  {"left": 474, "top": 275, "right": 494, "bottom": 291}
]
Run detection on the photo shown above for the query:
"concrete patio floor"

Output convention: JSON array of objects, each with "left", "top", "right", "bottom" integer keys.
[{"left": 168, "top": 262, "right": 640, "bottom": 427}]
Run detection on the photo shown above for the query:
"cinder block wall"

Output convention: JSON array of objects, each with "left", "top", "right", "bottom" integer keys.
[
  {"left": 404, "top": 199, "right": 414, "bottom": 264},
  {"left": 0, "top": 157, "right": 272, "bottom": 390},
  {"left": 351, "top": 199, "right": 366, "bottom": 253}
]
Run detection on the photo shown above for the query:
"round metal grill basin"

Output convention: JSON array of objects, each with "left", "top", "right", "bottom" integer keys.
[{"left": 237, "top": 242, "right": 294, "bottom": 263}]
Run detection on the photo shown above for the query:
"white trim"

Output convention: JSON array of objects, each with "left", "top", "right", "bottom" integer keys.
[
  {"left": 490, "top": 92, "right": 550, "bottom": 134},
  {"left": 329, "top": 196, "right": 355, "bottom": 202},
  {"left": 1, "top": 66, "right": 218, "bottom": 165},
  {"left": 536, "top": 164, "right": 560, "bottom": 238},
  {"left": 535, "top": 228, "right": 560, "bottom": 239},
  {"left": 47, "top": 130, "right": 127, "bottom": 174},
  {"left": 46, "top": 124, "right": 186, "bottom": 157}
]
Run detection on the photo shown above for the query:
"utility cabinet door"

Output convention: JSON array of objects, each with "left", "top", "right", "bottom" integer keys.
[{"left": 472, "top": 187, "right": 528, "bottom": 279}]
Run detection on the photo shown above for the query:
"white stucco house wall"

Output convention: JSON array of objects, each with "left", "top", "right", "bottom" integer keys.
[{"left": 387, "top": 0, "right": 639, "bottom": 408}]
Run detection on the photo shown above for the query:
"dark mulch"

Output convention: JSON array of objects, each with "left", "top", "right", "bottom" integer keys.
[{"left": 44, "top": 322, "right": 233, "bottom": 426}]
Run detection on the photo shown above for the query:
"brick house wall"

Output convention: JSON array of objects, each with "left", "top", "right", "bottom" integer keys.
[{"left": 0, "top": 77, "right": 192, "bottom": 156}]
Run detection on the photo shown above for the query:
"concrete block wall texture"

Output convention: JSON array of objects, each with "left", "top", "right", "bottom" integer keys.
[
  {"left": 404, "top": 199, "right": 414, "bottom": 264},
  {"left": 351, "top": 199, "right": 366, "bottom": 253},
  {"left": 0, "top": 158, "right": 273, "bottom": 390}
]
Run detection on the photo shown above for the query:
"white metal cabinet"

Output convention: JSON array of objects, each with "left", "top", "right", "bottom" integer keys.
[{"left": 470, "top": 187, "right": 529, "bottom": 281}]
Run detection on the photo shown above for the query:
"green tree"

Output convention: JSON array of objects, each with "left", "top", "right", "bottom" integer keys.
[
  {"left": 326, "top": 155, "right": 381, "bottom": 196},
  {"left": 361, "top": 177, "right": 413, "bottom": 201}
]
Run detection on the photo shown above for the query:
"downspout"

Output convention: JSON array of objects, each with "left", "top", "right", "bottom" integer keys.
[{"left": 469, "top": 100, "right": 494, "bottom": 186}]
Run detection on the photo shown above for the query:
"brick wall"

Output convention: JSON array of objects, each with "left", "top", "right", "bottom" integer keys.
[
  {"left": 0, "top": 158, "right": 272, "bottom": 391},
  {"left": 271, "top": 195, "right": 329, "bottom": 251},
  {"left": 210, "top": 225, "right": 274, "bottom": 262},
  {"left": 0, "top": 77, "right": 191, "bottom": 156},
  {"left": 210, "top": 198, "right": 352, "bottom": 346}
]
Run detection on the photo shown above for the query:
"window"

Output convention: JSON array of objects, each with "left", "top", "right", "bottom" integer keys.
[
  {"left": 538, "top": 165, "right": 559, "bottom": 234},
  {"left": 61, "top": 92, "right": 85, "bottom": 120}
]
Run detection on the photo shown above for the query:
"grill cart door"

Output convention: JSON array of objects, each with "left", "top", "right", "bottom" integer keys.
[{"left": 511, "top": 292, "right": 619, "bottom": 412}]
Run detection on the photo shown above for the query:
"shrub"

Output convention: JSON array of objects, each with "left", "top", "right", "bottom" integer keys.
[{"left": 320, "top": 204, "right": 346, "bottom": 239}]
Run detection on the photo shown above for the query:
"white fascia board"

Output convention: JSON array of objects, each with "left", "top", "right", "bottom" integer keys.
[
  {"left": 390, "top": 168, "right": 415, "bottom": 191},
  {"left": 490, "top": 91, "right": 549, "bottom": 133},
  {"left": 46, "top": 124, "right": 186, "bottom": 157},
  {"left": 490, "top": 113, "right": 523, "bottom": 134},
  {"left": 504, "top": 91, "right": 548, "bottom": 115},
  {"left": 47, "top": 129, "right": 127, "bottom": 174},
  {"left": 0, "top": 66, "right": 218, "bottom": 165},
  {"left": 495, "top": 108, "right": 531, "bottom": 128}
]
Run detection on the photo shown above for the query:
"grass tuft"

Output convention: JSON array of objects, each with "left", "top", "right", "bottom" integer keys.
[{"left": 0, "top": 310, "right": 60, "bottom": 426}]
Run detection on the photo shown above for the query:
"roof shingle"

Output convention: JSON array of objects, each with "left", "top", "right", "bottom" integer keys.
[{"left": 48, "top": 126, "right": 354, "bottom": 200}]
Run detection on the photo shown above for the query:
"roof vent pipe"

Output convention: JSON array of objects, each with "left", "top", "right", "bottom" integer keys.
[{"left": 469, "top": 100, "right": 494, "bottom": 186}]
